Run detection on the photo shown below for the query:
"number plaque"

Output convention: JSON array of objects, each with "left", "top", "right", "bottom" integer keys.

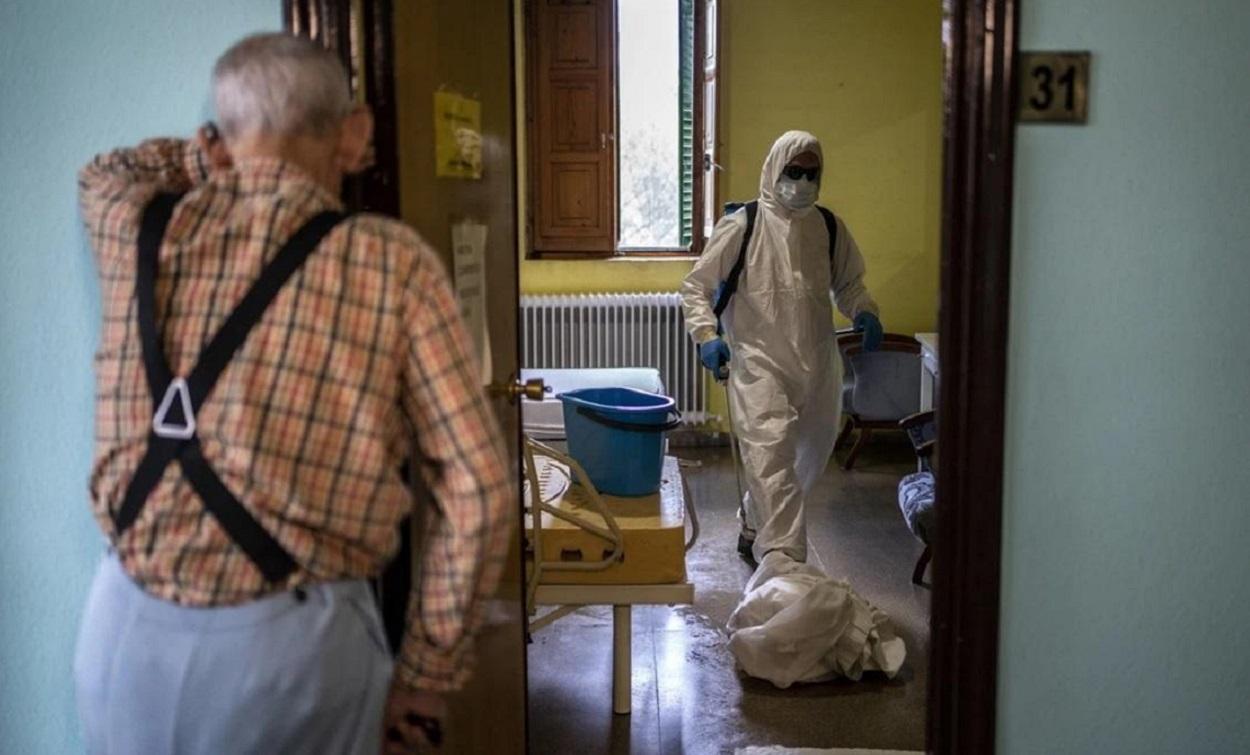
[{"left": 1019, "top": 52, "right": 1090, "bottom": 123}]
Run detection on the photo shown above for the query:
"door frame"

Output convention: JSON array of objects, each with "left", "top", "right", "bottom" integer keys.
[
  {"left": 929, "top": 1, "right": 1018, "bottom": 752},
  {"left": 285, "top": 0, "right": 1021, "bottom": 752},
  {"left": 284, "top": 0, "right": 401, "bottom": 218}
]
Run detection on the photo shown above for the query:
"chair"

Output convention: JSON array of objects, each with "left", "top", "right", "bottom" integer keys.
[
  {"left": 897, "top": 410, "right": 936, "bottom": 585},
  {"left": 900, "top": 410, "right": 937, "bottom": 473},
  {"left": 834, "top": 332, "right": 923, "bottom": 469}
]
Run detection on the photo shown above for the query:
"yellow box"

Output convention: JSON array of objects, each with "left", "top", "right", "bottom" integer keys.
[{"left": 528, "top": 456, "right": 687, "bottom": 585}]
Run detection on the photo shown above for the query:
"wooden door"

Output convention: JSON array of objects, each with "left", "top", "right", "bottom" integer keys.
[
  {"left": 390, "top": 2, "right": 528, "bottom": 752},
  {"left": 528, "top": 0, "right": 616, "bottom": 255},
  {"left": 288, "top": 1, "right": 528, "bottom": 752}
]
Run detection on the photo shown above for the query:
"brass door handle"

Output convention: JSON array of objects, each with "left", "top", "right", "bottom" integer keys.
[{"left": 488, "top": 377, "right": 549, "bottom": 404}]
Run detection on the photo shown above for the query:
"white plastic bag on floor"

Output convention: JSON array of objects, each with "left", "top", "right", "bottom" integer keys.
[{"left": 727, "top": 551, "right": 906, "bottom": 688}]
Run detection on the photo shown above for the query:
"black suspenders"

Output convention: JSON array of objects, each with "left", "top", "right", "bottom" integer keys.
[{"left": 113, "top": 193, "right": 348, "bottom": 583}]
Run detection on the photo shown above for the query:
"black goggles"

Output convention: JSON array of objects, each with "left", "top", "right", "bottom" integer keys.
[{"left": 781, "top": 165, "right": 820, "bottom": 181}]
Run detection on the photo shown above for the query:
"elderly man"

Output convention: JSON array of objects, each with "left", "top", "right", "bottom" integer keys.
[
  {"left": 72, "top": 33, "right": 510, "bottom": 753},
  {"left": 681, "top": 130, "right": 883, "bottom": 566}
]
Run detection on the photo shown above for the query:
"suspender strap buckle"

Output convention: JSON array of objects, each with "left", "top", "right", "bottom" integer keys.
[{"left": 152, "top": 377, "right": 196, "bottom": 440}]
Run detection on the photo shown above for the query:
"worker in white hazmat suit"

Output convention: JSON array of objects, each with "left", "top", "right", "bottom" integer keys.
[{"left": 680, "top": 130, "right": 882, "bottom": 565}]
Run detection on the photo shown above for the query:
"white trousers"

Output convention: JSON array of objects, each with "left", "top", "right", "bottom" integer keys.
[{"left": 731, "top": 363, "right": 840, "bottom": 564}]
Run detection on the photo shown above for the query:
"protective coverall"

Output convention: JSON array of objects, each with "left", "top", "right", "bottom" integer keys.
[{"left": 680, "top": 130, "right": 879, "bottom": 563}]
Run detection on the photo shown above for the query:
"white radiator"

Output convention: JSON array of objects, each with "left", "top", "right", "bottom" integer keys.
[{"left": 520, "top": 293, "right": 708, "bottom": 424}]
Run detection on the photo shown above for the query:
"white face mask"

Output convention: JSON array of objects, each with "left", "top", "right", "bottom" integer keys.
[{"left": 775, "top": 176, "right": 819, "bottom": 211}]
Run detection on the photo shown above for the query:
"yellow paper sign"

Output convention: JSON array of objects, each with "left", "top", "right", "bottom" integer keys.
[{"left": 434, "top": 91, "right": 483, "bottom": 179}]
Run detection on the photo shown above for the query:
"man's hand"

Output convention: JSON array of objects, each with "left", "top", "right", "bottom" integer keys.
[
  {"left": 853, "top": 312, "right": 884, "bottom": 352},
  {"left": 195, "top": 122, "right": 233, "bottom": 172},
  {"left": 699, "top": 338, "right": 731, "bottom": 380},
  {"left": 382, "top": 684, "right": 447, "bottom": 753}
]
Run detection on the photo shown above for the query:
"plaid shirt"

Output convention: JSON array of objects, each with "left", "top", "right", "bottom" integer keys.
[{"left": 79, "top": 138, "right": 512, "bottom": 693}]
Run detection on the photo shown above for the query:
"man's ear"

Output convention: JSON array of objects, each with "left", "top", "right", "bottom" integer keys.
[{"left": 336, "top": 105, "right": 374, "bottom": 175}]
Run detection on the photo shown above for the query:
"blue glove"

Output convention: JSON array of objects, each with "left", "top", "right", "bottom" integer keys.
[
  {"left": 854, "top": 312, "right": 884, "bottom": 352},
  {"left": 699, "top": 338, "right": 731, "bottom": 375}
]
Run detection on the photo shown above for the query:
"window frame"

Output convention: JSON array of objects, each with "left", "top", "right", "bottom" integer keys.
[{"left": 524, "top": 0, "right": 716, "bottom": 260}]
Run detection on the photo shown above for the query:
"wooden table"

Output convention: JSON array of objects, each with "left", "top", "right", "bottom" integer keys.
[{"left": 526, "top": 454, "right": 694, "bottom": 715}]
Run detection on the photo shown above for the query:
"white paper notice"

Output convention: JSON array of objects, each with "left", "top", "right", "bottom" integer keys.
[{"left": 450, "top": 219, "right": 492, "bottom": 384}]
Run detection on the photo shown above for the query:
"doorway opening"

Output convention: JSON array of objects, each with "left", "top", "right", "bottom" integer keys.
[
  {"left": 518, "top": 1, "right": 941, "bottom": 751},
  {"left": 287, "top": 0, "right": 1016, "bottom": 751}
]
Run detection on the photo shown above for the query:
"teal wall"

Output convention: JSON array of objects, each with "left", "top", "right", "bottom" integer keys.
[
  {"left": 0, "top": 4, "right": 279, "bottom": 751},
  {"left": 1001, "top": 2, "right": 1250, "bottom": 753}
]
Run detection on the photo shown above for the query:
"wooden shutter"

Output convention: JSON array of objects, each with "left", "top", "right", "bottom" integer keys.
[
  {"left": 701, "top": 0, "right": 719, "bottom": 244},
  {"left": 679, "top": 0, "right": 696, "bottom": 249},
  {"left": 527, "top": 0, "right": 616, "bottom": 256}
]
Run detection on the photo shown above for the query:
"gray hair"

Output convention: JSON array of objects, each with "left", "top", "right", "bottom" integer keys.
[{"left": 212, "top": 33, "right": 352, "bottom": 139}]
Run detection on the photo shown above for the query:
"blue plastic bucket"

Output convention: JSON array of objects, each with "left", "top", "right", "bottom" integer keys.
[{"left": 558, "top": 387, "right": 680, "bottom": 497}]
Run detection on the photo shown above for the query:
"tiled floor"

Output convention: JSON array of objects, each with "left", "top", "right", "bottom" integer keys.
[{"left": 527, "top": 437, "right": 930, "bottom": 755}]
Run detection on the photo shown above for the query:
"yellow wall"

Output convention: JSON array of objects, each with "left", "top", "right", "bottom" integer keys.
[{"left": 517, "top": 0, "right": 943, "bottom": 337}]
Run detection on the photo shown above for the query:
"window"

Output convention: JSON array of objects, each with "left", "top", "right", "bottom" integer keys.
[
  {"left": 617, "top": 0, "right": 682, "bottom": 249},
  {"left": 525, "top": 0, "right": 717, "bottom": 258}
]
